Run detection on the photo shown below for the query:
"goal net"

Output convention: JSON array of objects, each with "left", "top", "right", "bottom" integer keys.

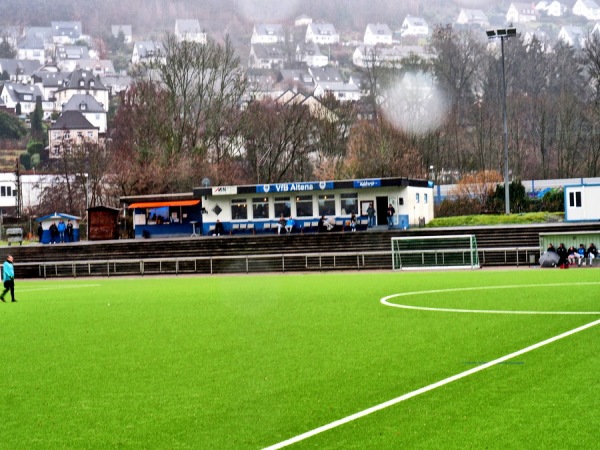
[{"left": 391, "top": 234, "right": 480, "bottom": 270}]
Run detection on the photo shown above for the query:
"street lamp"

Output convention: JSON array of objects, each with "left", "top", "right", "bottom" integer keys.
[{"left": 486, "top": 27, "right": 516, "bottom": 214}]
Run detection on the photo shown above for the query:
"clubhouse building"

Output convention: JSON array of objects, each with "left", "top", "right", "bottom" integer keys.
[{"left": 121, "top": 177, "right": 434, "bottom": 238}]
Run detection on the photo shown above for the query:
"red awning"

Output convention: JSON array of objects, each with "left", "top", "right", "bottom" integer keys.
[{"left": 128, "top": 200, "right": 200, "bottom": 209}]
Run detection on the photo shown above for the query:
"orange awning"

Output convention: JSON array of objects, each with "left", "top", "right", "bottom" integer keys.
[{"left": 128, "top": 200, "right": 200, "bottom": 209}]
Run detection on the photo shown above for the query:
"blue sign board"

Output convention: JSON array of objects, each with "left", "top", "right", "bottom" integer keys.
[
  {"left": 353, "top": 179, "right": 381, "bottom": 188},
  {"left": 257, "top": 181, "right": 334, "bottom": 193}
]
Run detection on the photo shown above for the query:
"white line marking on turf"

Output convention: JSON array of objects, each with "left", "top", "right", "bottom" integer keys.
[
  {"left": 263, "top": 318, "right": 600, "bottom": 450},
  {"left": 381, "top": 282, "right": 600, "bottom": 315},
  {"left": 18, "top": 284, "right": 101, "bottom": 293}
]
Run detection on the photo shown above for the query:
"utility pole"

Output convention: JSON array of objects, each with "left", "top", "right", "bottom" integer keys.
[{"left": 15, "top": 157, "right": 22, "bottom": 219}]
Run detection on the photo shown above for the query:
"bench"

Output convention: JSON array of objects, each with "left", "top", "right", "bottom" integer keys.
[
  {"left": 6, "top": 227, "right": 23, "bottom": 246},
  {"left": 230, "top": 222, "right": 256, "bottom": 235}
]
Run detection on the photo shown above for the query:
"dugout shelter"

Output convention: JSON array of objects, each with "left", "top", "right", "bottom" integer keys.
[
  {"left": 120, "top": 193, "right": 203, "bottom": 239},
  {"left": 36, "top": 213, "right": 81, "bottom": 243}
]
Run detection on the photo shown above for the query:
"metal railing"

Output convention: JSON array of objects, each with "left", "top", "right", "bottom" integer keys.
[{"left": 15, "top": 246, "right": 541, "bottom": 279}]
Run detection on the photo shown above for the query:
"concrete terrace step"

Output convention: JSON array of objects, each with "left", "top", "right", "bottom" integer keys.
[{"left": 7, "top": 222, "right": 599, "bottom": 278}]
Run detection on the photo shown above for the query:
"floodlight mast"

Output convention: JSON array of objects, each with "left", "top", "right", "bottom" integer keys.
[{"left": 487, "top": 27, "right": 516, "bottom": 214}]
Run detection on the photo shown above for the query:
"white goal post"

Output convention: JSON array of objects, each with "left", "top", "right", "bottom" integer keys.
[{"left": 391, "top": 234, "right": 480, "bottom": 270}]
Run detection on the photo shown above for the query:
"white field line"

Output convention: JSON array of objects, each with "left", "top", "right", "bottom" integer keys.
[
  {"left": 18, "top": 284, "right": 101, "bottom": 293},
  {"left": 381, "top": 282, "right": 600, "bottom": 315},
  {"left": 263, "top": 318, "right": 600, "bottom": 450}
]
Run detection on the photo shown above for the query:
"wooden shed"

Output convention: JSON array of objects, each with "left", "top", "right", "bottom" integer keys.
[{"left": 88, "top": 206, "right": 120, "bottom": 241}]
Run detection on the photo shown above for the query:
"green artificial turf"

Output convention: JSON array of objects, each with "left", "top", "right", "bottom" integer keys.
[{"left": 0, "top": 269, "right": 598, "bottom": 449}]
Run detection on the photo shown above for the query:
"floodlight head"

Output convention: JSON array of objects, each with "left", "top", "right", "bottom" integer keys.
[
  {"left": 507, "top": 28, "right": 517, "bottom": 37},
  {"left": 497, "top": 29, "right": 507, "bottom": 36},
  {"left": 486, "top": 30, "right": 496, "bottom": 38}
]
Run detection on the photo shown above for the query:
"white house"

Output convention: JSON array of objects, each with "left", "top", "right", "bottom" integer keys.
[
  {"left": 507, "top": 2, "right": 538, "bottom": 23},
  {"left": 131, "top": 41, "right": 164, "bottom": 65},
  {"left": 248, "top": 44, "right": 287, "bottom": 70},
  {"left": 32, "top": 71, "right": 64, "bottom": 102},
  {"left": 174, "top": 19, "right": 207, "bottom": 44},
  {"left": 16, "top": 34, "right": 46, "bottom": 64},
  {"left": 310, "top": 66, "right": 360, "bottom": 101},
  {"left": 296, "top": 42, "right": 328, "bottom": 67},
  {"left": 54, "top": 69, "right": 109, "bottom": 113},
  {"left": 535, "top": 1, "right": 567, "bottom": 16},
  {"left": 313, "top": 80, "right": 361, "bottom": 102},
  {"left": 364, "top": 23, "right": 393, "bottom": 45},
  {"left": 305, "top": 23, "right": 340, "bottom": 45},
  {"left": 62, "top": 94, "right": 107, "bottom": 134},
  {"left": 456, "top": 9, "right": 490, "bottom": 27},
  {"left": 573, "top": 0, "right": 600, "bottom": 20},
  {"left": 251, "top": 24, "right": 285, "bottom": 45},
  {"left": 59, "top": 59, "right": 115, "bottom": 75},
  {"left": 0, "top": 59, "right": 43, "bottom": 83},
  {"left": 558, "top": 25, "right": 586, "bottom": 48},
  {"left": 0, "top": 82, "right": 44, "bottom": 115},
  {"left": 400, "top": 16, "right": 429, "bottom": 37},
  {"left": 51, "top": 21, "right": 84, "bottom": 44}
]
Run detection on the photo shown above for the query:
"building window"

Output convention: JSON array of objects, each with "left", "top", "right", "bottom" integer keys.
[
  {"left": 252, "top": 197, "right": 269, "bottom": 219},
  {"left": 6, "top": 186, "right": 11, "bottom": 196},
  {"left": 340, "top": 193, "right": 358, "bottom": 215},
  {"left": 231, "top": 199, "right": 248, "bottom": 220},
  {"left": 296, "top": 195, "right": 313, "bottom": 217},
  {"left": 424, "top": 193, "right": 428, "bottom": 204},
  {"left": 569, "top": 191, "right": 582, "bottom": 208},
  {"left": 274, "top": 197, "right": 291, "bottom": 218},
  {"left": 318, "top": 194, "right": 335, "bottom": 216},
  {"left": 399, "top": 197, "right": 404, "bottom": 205},
  {"left": 416, "top": 193, "right": 420, "bottom": 203},
  {"left": 0, "top": 186, "right": 5, "bottom": 196}
]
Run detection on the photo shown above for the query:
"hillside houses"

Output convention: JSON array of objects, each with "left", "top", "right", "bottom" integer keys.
[{"left": 2, "top": 3, "right": 600, "bottom": 162}]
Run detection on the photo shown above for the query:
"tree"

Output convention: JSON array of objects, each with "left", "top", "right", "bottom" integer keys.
[
  {"left": 344, "top": 117, "right": 426, "bottom": 179},
  {"left": 0, "top": 36, "right": 16, "bottom": 58},
  {"left": 152, "top": 34, "right": 248, "bottom": 162},
  {"left": 241, "top": 99, "right": 315, "bottom": 184},
  {"left": 311, "top": 93, "right": 357, "bottom": 180},
  {"left": 451, "top": 170, "right": 503, "bottom": 212},
  {"left": 30, "top": 95, "right": 45, "bottom": 143},
  {"left": 0, "top": 111, "right": 26, "bottom": 139}
]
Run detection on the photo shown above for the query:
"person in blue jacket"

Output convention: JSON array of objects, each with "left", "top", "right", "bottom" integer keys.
[
  {"left": 0, "top": 255, "right": 16, "bottom": 302},
  {"left": 57, "top": 220, "right": 66, "bottom": 243}
]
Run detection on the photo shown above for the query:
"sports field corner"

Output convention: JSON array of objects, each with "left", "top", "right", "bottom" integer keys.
[{"left": 0, "top": 268, "right": 599, "bottom": 449}]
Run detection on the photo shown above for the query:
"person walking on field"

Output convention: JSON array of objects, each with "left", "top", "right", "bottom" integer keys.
[{"left": 0, "top": 255, "right": 16, "bottom": 302}]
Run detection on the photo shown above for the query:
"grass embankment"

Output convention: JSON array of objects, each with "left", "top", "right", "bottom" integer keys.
[{"left": 428, "top": 212, "right": 564, "bottom": 227}]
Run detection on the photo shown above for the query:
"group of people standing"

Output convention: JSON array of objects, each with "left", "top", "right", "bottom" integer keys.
[
  {"left": 366, "top": 203, "right": 396, "bottom": 230},
  {"left": 548, "top": 242, "right": 597, "bottom": 267},
  {"left": 37, "top": 220, "right": 74, "bottom": 244}
]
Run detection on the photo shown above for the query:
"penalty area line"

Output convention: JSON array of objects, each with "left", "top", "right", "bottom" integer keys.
[{"left": 262, "top": 318, "right": 600, "bottom": 450}]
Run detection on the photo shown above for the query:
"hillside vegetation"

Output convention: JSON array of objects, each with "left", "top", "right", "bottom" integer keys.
[{"left": 427, "top": 212, "right": 564, "bottom": 227}]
